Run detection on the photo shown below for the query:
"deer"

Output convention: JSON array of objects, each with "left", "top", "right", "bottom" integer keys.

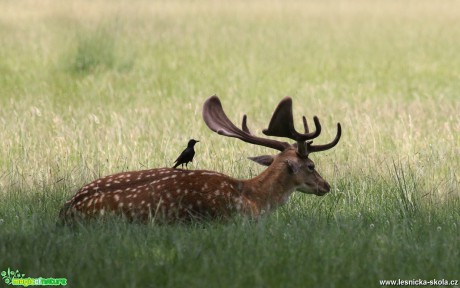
[{"left": 58, "top": 95, "right": 341, "bottom": 224}]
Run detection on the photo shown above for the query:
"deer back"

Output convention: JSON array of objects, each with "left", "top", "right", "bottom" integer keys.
[{"left": 59, "top": 168, "right": 250, "bottom": 223}]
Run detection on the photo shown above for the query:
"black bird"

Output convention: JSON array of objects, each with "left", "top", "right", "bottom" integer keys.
[{"left": 173, "top": 139, "right": 199, "bottom": 169}]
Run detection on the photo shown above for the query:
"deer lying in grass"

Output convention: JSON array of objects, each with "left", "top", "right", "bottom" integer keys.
[{"left": 59, "top": 95, "right": 341, "bottom": 223}]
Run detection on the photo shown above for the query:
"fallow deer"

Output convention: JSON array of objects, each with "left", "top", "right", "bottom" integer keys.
[{"left": 59, "top": 95, "right": 341, "bottom": 224}]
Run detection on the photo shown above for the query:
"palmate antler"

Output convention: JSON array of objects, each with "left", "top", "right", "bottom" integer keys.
[
  {"left": 202, "top": 96, "right": 291, "bottom": 151},
  {"left": 202, "top": 95, "right": 341, "bottom": 156}
]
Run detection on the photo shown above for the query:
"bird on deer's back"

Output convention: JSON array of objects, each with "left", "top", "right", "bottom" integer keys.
[{"left": 173, "top": 139, "right": 199, "bottom": 169}]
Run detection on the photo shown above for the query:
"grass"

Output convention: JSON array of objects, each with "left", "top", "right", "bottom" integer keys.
[{"left": 0, "top": 0, "right": 459, "bottom": 287}]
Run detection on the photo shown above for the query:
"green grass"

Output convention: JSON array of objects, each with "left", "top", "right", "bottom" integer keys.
[{"left": 0, "top": 0, "right": 459, "bottom": 287}]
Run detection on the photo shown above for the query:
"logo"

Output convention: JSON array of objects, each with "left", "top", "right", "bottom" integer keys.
[{"left": 1, "top": 268, "right": 67, "bottom": 287}]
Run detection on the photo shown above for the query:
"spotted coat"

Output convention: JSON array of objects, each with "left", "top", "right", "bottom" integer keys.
[
  {"left": 59, "top": 148, "right": 333, "bottom": 224},
  {"left": 60, "top": 168, "right": 255, "bottom": 223}
]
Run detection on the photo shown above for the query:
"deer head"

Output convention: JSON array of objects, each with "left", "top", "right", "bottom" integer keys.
[{"left": 203, "top": 95, "right": 341, "bottom": 196}]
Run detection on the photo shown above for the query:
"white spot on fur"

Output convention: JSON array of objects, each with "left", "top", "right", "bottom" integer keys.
[
  {"left": 86, "top": 199, "right": 93, "bottom": 207},
  {"left": 201, "top": 172, "right": 220, "bottom": 176}
]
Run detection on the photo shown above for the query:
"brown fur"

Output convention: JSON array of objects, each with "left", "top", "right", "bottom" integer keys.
[{"left": 59, "top": 148, "right": 331, "bottom": 224}]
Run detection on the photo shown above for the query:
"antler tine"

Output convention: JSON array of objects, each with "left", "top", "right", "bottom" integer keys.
[
  {"left": 242, "top": 115, "right": 250, "bottom": 134},
  {"left": 307, "top": 123, "right": 342, "bottom": 153},
  {"left": 302, "top": 116, "right": 309, "bottom": 133},
  {"left": 306, "top": 116, "right": 322, "bottom": 140},
  {"left": 203, "top": 96, "right": 290, "bottom": 152}
]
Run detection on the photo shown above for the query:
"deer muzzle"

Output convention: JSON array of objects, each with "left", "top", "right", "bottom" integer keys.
[{"left": 315, "top": 180, "right": 330, "bottom": 196}]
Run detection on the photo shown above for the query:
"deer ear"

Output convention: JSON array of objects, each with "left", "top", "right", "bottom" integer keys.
[
  {"left": 285, "top": 159, "right": 300, "bottom": 174},
  {"left": 248, "top": 155, "right": 275, "bottom": 166}
]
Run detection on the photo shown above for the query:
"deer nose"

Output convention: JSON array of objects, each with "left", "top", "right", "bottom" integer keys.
[{"left": 318, "top": 181, "right": 330, "bottom": 194}]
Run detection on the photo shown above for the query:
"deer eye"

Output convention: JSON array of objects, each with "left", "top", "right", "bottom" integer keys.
[{"left": 307, "top": 163, "right": 315, "bottom": 171}]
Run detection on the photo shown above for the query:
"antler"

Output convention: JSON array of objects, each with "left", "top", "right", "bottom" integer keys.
[
  {"left": 262, "top": 97, "right": 321, "bottom": 155},
  {"left": 203, "top": 96, "right": 290, "bottom": 151},
  {"left": 203, "top": 95, "right": 341, "bottom": 155},
  {"left": 307, "top": 123, "right": 341, "bottom": 153}
]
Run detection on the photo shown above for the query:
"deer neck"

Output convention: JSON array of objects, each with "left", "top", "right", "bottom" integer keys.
[{"left": 242, "top": 163, "right": 296, "bottom": 215}]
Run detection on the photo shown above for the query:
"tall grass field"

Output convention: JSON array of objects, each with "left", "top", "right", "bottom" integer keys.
[{"left": 0, "top": 1, "right": 459, "bottom": 287}]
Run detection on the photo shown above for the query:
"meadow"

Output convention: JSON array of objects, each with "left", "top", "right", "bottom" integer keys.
[{"left": 0, "top": 0, "right": 459, "bottom": 287}]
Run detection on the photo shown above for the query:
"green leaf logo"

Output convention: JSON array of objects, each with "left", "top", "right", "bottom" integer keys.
[{"left": 1, "top": 268, "right": 25, "bottom": 285}]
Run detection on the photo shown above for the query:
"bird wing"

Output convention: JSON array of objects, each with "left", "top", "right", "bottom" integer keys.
[{"left": 174, "top": 148, "right": 188, "bottom": 163}]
